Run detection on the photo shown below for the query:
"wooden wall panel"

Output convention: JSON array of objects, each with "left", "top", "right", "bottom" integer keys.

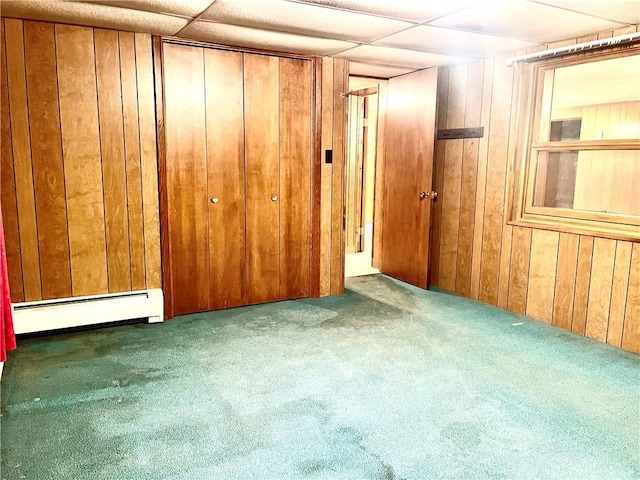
[
  {"left": 1, "top": 19, "right": 24, "bottom": 303},
  {"left": 437, "top": 64, "right": 467, "bottom": 291},
  {"left": 319, "top": 58, "right": 334, "bottom": 296},
  {"left": 607, "top": 241, "right": 632, "bottom": 347},
  {"left": 94, "top": 28, "right": 131, "bottom": 293},
  {"left": 455, "top": 60, "right": 483, "bottom": 297},
  {"left": 2, "top": 19, "right": 161, "bottom": 305},
  {"left": 525, "top": 229, "right": 559, "bottom": 324},
  {"left": 552, "top": 233, "right": 579, "bottom": 330},
  {"left": 24, "top": 21, "right": 72, "bottom": 300},
  {"left": 621, "top": 244, "right": 640, "bottom": 352},
  {"left": 431, "top": 29, "right": 640, "bottom": 353},
  {"left": 119, "top": 32, "right": 146, "bottom": 291},
  {"left": 5, "top": 19, "right": 41, "bottom": 301},
  {"left": 135, "top": 33, "right": 162, "bottom": 290}
]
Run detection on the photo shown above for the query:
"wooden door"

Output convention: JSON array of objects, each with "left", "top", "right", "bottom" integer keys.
[
  {"left": 204, "top": 49, "right": 246, "bottom": 309},
  {"left": 279, "top": 58, "right": 312, "bottom": 300},
  {"left": 379, "top": 68, "right": 438, "bottom": 288},
  {"left": 164, "top": 44, "right": 210, "bottom": 315},
  {"left": 244, "top": 54, "right": 281, "bottom": 304},
  {"left": 345, "top": 95, "right": 365, "bottom": 253}
]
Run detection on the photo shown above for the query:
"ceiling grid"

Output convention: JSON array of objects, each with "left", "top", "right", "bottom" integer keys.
[{"left": 0, "top": 0, "right": 637, "bottom": 78}]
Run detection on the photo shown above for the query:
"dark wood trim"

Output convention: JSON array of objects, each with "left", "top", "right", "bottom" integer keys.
[
  {"left": 309, "top": 57, "right": 323, "bottom": 298},
  {"left": 152, "top": 35, "right": 173, "bottom": 320},
  {"left": 160, "top": 36, "right": 315, "bottom": 61}
]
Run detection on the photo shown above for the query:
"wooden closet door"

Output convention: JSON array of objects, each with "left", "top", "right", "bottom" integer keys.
[
  {"left": 204, "top": 49, "right": 247, "bottom": 309},
  {"left": 279, "top": 58, "right": 312, "bottom": 299},
  {"left": 163, "top": 44, "right": 210, "bottom": 315},
  {"left": 244, "top": 54, "right": 281, "bottom": 304}
]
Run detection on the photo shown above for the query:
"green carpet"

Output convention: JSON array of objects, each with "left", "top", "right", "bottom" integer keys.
[{"left": 1, "top": 274, "right": 639, "bottom": 479}]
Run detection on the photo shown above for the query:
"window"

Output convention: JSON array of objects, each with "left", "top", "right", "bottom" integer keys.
[{"left": 511, "top": 47, "right": 640, "bottom": 240}]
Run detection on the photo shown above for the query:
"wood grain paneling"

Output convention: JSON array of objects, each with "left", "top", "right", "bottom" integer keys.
[
  {"left": 56, "top": 24, "right": 108, "bottom": 297},
  {"left": 572, "top": 236, "right": 594, "bottom": 336},
  {"left": 94, "top": 28, "right": 131, "bottom": 293},
  {"left": 455, "top": 60, "right": 483, "bottom": 297},
  {"left": 552, "top": 233, "right": 579, "bottom": 330},
  {"left": 432, "top": 30, "right": 640, "bottom": 354},
  {"left": 135, "top": 33, "right": 162, "bottom": 290},
  {"left": 119, "top": 32, "right": 146, "bottom": 291},
  {"left": 0, "top": 19, "right": 24, "bottom": 302},
  {"left": 204, "top": 48, "right": 246, "bottom": 309},
  {"left": 621, "top": 244, "right": 640, "bottom": 352},
  {"left": 319, "top": 58, "right": 334, "bottom": 296},
  {"left": 245, "top": 53, "right": 281, "bottom": 304},
  {"left": 525, "top": 229, "right": 559, "bottom": 323},
  {"left": 372, "top": 82, "right": 387, "bottom": 270},
  {"left": 5, "top": 19, "right": 41, "bottom": 301},
  {"left": 585, "top": 238, "right": 616, "bottom": 342},
  {"left": 2, "top": 19, "right": 161, "bottom": 305},
  {"left": 279, "top": 58, "right": 312, "bottom": 299},
  {"left": 607, "top": 241, "right": 632, "bottom": 347},
  {"left": 330, "top": 59, "right": 347, "bottom": 295},
  {"left": 24, "top": 21, "right": 71, "bottom": 299}
]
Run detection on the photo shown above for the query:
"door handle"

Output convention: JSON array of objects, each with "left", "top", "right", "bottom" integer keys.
[
  {"left": 210, "top": 197, "right": 219, "bottom": 204},
  {"left": 420, "top": 191, "right": 430, "bottom": 199},
  {"left": 271, "top": 195, "right": 278, "bottom": 202}
]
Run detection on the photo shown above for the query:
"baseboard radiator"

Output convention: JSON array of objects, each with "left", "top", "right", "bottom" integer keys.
[{"left": 12, "top": 289, "right": 163, "bottom": 335}]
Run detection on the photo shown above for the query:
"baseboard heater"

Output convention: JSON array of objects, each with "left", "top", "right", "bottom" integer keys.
[{"left": 11, "top": 289, "right": 163, "bottom": 335}]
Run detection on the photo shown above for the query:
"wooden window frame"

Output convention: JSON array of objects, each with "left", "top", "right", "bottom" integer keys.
[{"left": 508, "top": 44, "right": 640, "bottom": 242}]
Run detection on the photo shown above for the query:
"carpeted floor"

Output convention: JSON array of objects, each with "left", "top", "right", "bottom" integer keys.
[{"left": 1, "top": 274, "right": 639, "bottom": 480}]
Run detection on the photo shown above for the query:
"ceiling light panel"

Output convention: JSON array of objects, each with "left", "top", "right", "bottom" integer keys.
[
  {"left": 200, "top": 0, "right": 413, "bottom": 43},
  {"left": 83, "top": 0, "right": 216, "bottom": 18},
  {"left": 179, "top": 21, "right": 357, "bottom": 55},
  {"left": 349, "top": 62, "right": 415, "bottom": 79},
  {"left": 533, "top": 0, "right": 640, "bottom": 25},
  {"left": 0, "top": 0, "right": 188, "bottom": 35},
  {"left": 432, "top": 0, "right": 627, "bottom": 43},
  {"left": 335, "top": 45, "right": 472, "bottom": 69},
  {"left": 375, "top": 25, "right": 536, "bottom": 58},
  {"left": 293, "top": 0, "right": 482, "bottom": 23}
]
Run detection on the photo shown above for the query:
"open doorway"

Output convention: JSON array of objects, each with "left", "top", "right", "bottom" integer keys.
[{"left": 344, "top": 76, "right": 384, "bottom": 278}]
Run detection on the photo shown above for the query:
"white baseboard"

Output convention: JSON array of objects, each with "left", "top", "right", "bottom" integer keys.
[{"left": 11, "top": 288, "right": 164, "bottom": 335}]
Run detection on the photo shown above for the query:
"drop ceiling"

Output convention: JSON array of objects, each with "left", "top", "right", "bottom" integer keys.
[{"left": 1, "top": 0, "right": 637, "bottom": 78}]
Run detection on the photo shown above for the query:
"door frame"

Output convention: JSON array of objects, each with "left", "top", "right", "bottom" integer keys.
[{"left": 153, "top": 37, "right": 323, "bottom": 318}]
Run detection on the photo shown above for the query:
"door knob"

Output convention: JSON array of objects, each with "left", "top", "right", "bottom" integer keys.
[
  {"left": 210, "top": 197, "right": 219, "bottom": 204},
  {"left": 420, "top": 191, "right": 430, "bottom": 199},
  {"left": 271, "top": 195, "right": 278, "bottom": 202}
]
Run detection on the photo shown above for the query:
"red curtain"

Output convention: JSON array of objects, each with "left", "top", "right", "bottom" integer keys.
[{"left": 1, "top": 202, "right": 16, "bottom": 362}]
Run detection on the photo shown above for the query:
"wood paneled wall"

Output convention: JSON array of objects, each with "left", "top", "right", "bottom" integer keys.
[
  {"left": 319, "top": 58, "right": 349, "bottom": 296},
  {"left": 1, "top": 19, "right": 161, "bottom": 302},
  {"left": 430, "top": 25, "right": 640, "bottom": 353}
]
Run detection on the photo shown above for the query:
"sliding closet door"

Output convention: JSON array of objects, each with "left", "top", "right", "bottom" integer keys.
[
  {"left": 204, "top": 49, "right": 246, "bottom": 309},
  {"left": 163, "top": 44, "right": 210, "bottom": 315},
  {"left": 244, "top": 54, "right": 281, "bottom": 304},
  {"left": 279, "top": 58, "right": 312, "bottom": 300}
]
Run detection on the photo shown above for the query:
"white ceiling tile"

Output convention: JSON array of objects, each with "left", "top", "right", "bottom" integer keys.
[
  {"left": 0, "top": 0, "right": 188, "bottom": 35},
  {"left": 375, "top": 25, "right": 536, "bottom": 58},
  {"left": 293, "top": 0, "right": 482, "bottom": 23},
  {"left": 335, "top": 45, "right": 473, "bottom": 69},
  {"left": 178, "top": 21, "right": 357, "bottom": 55},
  {"left": 431, "top": 0, "right": 627, "bottom": 43},
  {"left": 200, "top": 0, "right": 413, "bottom": 42},
  {"left": 532, "top": 0, "right": 640, "bottom": 25},
  {"left": 349, "top": 62, "right": 415, "bottom": 79},
  {"left": 82, "top": 0, "right": 216, "bottom": 18}
]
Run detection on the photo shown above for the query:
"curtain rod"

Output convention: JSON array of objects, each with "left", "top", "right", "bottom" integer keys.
[{"left": 506, "top": 32, "right": 640, "bottom": 66}]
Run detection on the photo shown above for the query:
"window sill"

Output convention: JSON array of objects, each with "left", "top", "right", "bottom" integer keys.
[{"left": 508, "top": 215, "right": 640, "bottom": 243}]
